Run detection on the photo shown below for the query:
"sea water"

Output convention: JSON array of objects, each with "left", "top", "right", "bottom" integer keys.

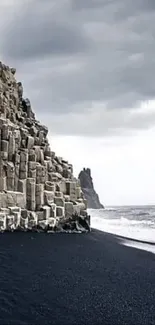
[{"left": 89, "top": 205, "right": 155, "bottom": 253}]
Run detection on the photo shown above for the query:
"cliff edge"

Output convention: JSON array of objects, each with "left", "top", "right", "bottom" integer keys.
[
  {"left": 78, "top": 168, "right": 104, "bottom": 209},
  {"left": 0, "top": 62, "right": 90, "bottom": 233}
]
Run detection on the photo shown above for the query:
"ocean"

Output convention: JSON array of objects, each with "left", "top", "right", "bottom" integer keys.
[{"left": 89, "top": 205, "right": 155, "bottom": 253}]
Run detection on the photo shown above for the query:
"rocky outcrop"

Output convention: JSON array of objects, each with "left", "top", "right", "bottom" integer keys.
[
  {"left": 78, "top": 168, "right": 104, "bottom": 209},
  {"left": 0, "top": 62, "right": 90, "bottom": 233}
]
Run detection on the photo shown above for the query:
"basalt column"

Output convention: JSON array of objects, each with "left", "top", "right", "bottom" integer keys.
[{"left": 0, "top": 62, "right": 90, "bottom": 232}]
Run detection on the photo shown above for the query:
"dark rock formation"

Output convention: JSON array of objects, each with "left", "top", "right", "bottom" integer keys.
[
  {"left": 78, "top": 168, "right": 104, "bottom": 209},
  {"left": 0, "top": 61, "right": 90, "bottom": 233}
]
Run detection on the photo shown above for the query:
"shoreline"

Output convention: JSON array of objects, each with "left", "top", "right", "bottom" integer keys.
[
  {"left": 102, "top": 231, "right": 155, "bottom": 246},
  {"left": 1, "top": 226, "right": 155, "bottom": 246}
]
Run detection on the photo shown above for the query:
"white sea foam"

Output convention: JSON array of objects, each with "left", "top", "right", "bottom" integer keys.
[
  {"left": 88, "top": 206, "right": 155, "bottom": 253},
  {"left": 123, "top": 241, "right": 155, "bottom": 254}
]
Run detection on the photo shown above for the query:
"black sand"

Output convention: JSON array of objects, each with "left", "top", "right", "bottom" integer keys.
[{"left": 0, "top": 229, "right": 155, "bottom": 325}]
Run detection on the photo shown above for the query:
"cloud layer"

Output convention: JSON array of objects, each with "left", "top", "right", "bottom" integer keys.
[{"left": 1, "top": 0, "right": 155, "bottom": 136}]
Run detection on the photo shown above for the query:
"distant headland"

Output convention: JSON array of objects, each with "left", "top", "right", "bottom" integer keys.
[{"left": 78, "top": 168, "right": 104, "bottom": 209}]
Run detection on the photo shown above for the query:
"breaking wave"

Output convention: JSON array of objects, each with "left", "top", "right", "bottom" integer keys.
[{"left": 88, "top": 206, "right": 155, "bottom": 244}]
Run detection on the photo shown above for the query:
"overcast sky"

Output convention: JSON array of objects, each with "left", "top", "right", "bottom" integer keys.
[{"left": 1, "top": 0, "right": 155, "bottom": 205}]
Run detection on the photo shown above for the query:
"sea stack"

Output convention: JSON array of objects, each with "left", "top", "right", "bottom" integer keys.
[
  {"left": 0, "top": 62, "right": 90, "bottom": 233},
  {"left": 78, "top": 168, "right": 104, "bottom": 209}
]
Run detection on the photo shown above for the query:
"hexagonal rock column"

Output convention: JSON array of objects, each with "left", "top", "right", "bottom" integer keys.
[{"left": 0, "top": 61, "right": 91, "bottom": 233}]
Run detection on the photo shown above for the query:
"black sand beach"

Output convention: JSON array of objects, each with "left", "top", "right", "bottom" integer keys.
[{"left": 0, "top": 229, "right": 155, "bottom": 325}]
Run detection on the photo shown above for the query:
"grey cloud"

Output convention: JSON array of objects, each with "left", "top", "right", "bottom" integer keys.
[
  {"left": 6, "top": 22, "right": 89, "bottom": 59},
  {"left": 39, "top": 106, "right": 155, "bottom": 137},
  {"left": 71, "top": 0, "right": 108, "bottom": 10},
  {"left": 2, "top": 0, "right": 91, "bottom": 60},
  {"left": 1, "top": 0, "right": 155, "bottom": 136},
  {"left": 72, "top": 0, "right": 155, "bottom": 16}
]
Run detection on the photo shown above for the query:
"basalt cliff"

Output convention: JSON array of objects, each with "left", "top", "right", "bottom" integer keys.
[
  {"left": 0, "top": 62, "right": 90, "bottom": 233},
  {"left": 79, "top": 168, "right": 104, "bottom": 209}
]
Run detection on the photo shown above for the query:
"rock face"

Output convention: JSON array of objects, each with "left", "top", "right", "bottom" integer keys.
[
  {"left": 78, "top": 168, "right": 104, "bottom": 209},
  {"left": 0, "top": 62, "right": 90, "bottom": 233}
]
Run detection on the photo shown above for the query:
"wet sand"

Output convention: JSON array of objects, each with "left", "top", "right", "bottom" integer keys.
[{"left": 0, "top": 229, "right": 155, "bottom": 325}]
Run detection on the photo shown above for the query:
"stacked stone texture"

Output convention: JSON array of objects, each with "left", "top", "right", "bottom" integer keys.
[{"left": 0, "top": 62, "right": 90, "bottom": 233}]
